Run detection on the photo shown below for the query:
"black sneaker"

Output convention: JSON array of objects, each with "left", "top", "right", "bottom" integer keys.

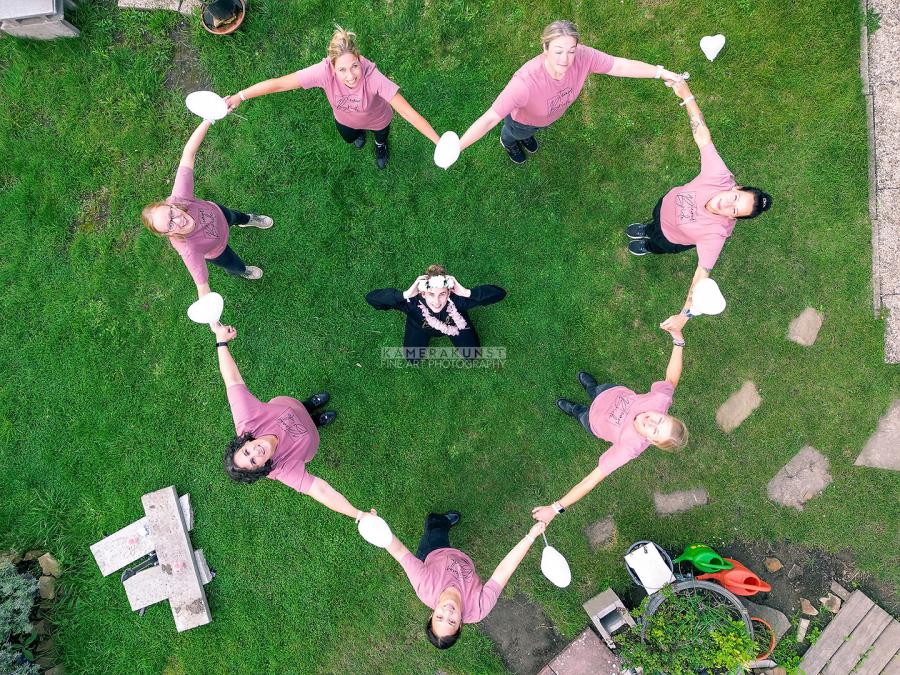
[
  {"left": 314, "top": 411, "right": 337, "bottom": 427},
  {"left": 353, "top": 133, "right": 366, "bottom": 149},
  {"left": 500, "top": 136, "right": 527, "bottom": 164},
  {"left": 444, "top": 511, "right": 461, "bottom": 527},
  {"left": 578, "top": 371, "right": 598, "bottom": 393},
  {"left": 628, "top": 240, "right": 650, "bottom": 256},
  {"left": 556, "top": 398, "right": 579, "bottom": 417},
  {"left": 520, "top": 136, "right": 539, "bottom": 154},
  {"left": 304, "top": 391, "right": 330, "bottom": 410},
  {"left": 626, "top": 223, "right": 649, "bottom": 239},
  {"left": 375, "top": 141, "right": 389, "bottom": 169}
]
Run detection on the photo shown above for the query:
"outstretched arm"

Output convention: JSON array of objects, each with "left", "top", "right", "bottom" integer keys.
[
  {"left": 386, "top": 532, "right": 414, "bottom": 564},
  {"left": 306, "top": 477, "right": 365, "bottom": 519},
  {"left": 459, "top": 108, "right": 503, "bottom": 151},
  {"left": 532, "top": 466, "right": 606, "bottom": 525},
  {"left": 669, "top": 80, "right": 711, "bottom": 149},
  {"left": 179, "top": 120, "right": 213, "bottom": 170},
  {"left": 488, "top": 521, "right": 545, "bottom": 588},
  {"left": 224, "top": 73, "right": 303, "bottom": 110},
  {"left": 214, "top": 324, "right": 244, "bottom": 388},
  {"left": 390, "top": 93, "right": 441, "bottom": 144},
  {"left": 608, "top": 58, "right": 680, "bottom": 81},
  {"left": 663, "top": 337, "right": 684, "bottom": 388}
]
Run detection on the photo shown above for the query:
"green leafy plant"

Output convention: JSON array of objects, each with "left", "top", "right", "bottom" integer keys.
[
  {"left": 618, "top": 588, "right": 756, "bottom": 674},
  {"left": 0, "top": 560, "right": 39, "bottom": 674}
]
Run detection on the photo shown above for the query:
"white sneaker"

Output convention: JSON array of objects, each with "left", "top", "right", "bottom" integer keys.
[
  {"left": 240, "top": 266, "right": 263, "bottom": 280},
  {"left": 240, "top": 214, "right": 273, "bottom": 229}
]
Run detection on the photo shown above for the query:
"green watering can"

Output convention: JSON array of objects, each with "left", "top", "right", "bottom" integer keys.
[{"left": 673, "top": 544, "right": 734, "bottom": 573}]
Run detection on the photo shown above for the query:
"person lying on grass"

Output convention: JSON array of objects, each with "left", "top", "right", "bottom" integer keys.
[
  {"left": 533, "top": 326, "right": 687, "bottom": 525},
  {"left": 625, "top": 78, "right": 772, "bottom": 333},
  {"left": 225, "top": 25, "right": 440, "bottom": 170},
  {"left": 381, "top": 511, "right": 546, "bottom": 649},
  {"left": 365, "top": 264, "right": 506, "bottom": 364},
  {"left": 141, "top": 120, "right": 272, "bottom": 297},
  {"left": 458, "top": 19, "right": 683, "bottom": 165},
  {"left": 213, "top": 324, "right": 375, "bottom": 522}
]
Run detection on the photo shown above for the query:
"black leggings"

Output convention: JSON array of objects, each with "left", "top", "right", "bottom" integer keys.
[
  {"left": 415, "top": 513, "right": 453, "bottom": 561},
  {"left": 208, "top": 203, "right": 251, "bottom": 276},
  {"left": 335, "top": 119, "right": 390, "bottom": 145},
  {"left": 402, "top": 323, "right": 481, "bottom": 364},
  {"left": 643, "top": 197, "right": 696, "bottom": 255},
  {"left": 573, "top": 381, "right": 618, "bottom": 435}
]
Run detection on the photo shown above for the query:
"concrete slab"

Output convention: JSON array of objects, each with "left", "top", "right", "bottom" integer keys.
[
  {"left": 653, "top": 488, "right": 709, "bottom": 516},
  {"left": 124, "top": 549, "right": 212, "bottom": 611},
  {"left": 868, "top": 11, "right": 900, "bottom": 88},
  {"left": 874, "top": 86, "right": 900, "bottom": 190},
  {"left": 141, "top": 487, "right": 210, "bottom": 632},
  {"left": 884, "top": 295, "right": 900, "bottom": 363},
  {"left": 787, "top": 307, "right": 825, "bottom": 346},
  {"left": 855, "top": 399, "right": 900, "bottom": 470},
  {"left": 875, "top": 190, "right": 900, "bottom": 297},
  {"left": 117, "top": 0, "right": 201, "bottom": 16},
  {"left": 583, "top": 516, "right": 616, "bottom": 552},
  {"left": 545, "top": 628, "right": 622, "bottom": 675},
  {"left": 716, "top": 381, "right": 762, "bottom": 433},
  {"left": 766, "top": 446, "right": 833, "bottom": 511},
  {"left": 1, "top": 16, "right": 79, "bottom": 38}
]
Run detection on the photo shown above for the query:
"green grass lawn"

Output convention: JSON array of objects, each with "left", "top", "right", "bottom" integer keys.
[{"left": 1, "top": 0, "right": 898, "bottom": 672}]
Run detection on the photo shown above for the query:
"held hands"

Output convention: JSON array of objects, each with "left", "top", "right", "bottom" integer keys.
[
  {"left": 669, "top": 78, "right": 692, "bottom": 101},
  {"left": 527, "top": 521, "right": 547, "bottom": 540},
  {"left": 355, "top": 508, "right": 377, "bottom": 523},
  {"left": 660, "top": 313, "right": 689, "bottom": 333},
  {"left": 402, "top": 275, "right": 429, "bottom": 299},
  {"left": 214, "top": 324, "right": 237, "bottom": 343},
  {"left": 223, "top": 94, "right": 243, "bottom": 112},
  {"left": 531, "top": 504, "right": 558, "bottom": 525}
]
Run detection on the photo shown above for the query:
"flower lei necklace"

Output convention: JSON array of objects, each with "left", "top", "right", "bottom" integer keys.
[{"left": 418, "top": 299, "right": 468, "bottom": 336}]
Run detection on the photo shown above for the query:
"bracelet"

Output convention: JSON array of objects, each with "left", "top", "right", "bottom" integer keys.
[
  {"left": 655, "top": 64, "right": 663, "bottom": 79},
  {"left": 681, "top": 309, "right": 694, "bottom": 319},
  {"left": 552, "top": 501, "right": 565, "bottom": 514},
  {"left": 355, "top": 510, "right": 363, "bottom": 523},
  {"left": 238, "top": 90, "right": 246, "bottom": 101},
  {"left": 679, "top": 95, "right": 695, "bottom": 107},
  {"left": 673, "top": 340, "right": 686, "bottom": 347},
  {"left": 216, "top": 341, "right": 229, "bottom": 348}
]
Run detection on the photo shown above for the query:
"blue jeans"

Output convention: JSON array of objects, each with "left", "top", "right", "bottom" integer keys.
[
  {"left": 415, "top": 513, "right": 453, "bottom": 561},
  {"left": 208, "top": 203, "right": 250, "bottom": 276},
  {"left": 500, "top": 114, "right": 542, "bottom": 148}
]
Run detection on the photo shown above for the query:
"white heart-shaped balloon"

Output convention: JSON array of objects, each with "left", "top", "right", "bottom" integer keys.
[
  {"left": 187, "top": 292, "right": 224, "bottom": 324},
  {"left": 357, "top": 514, "right": 393, "bottom": 548},
  {"left": 690, "top": 278, "right": 727, "bottom": 316},
  {"left": 700, "top": 34, "right": 726, "bottom": 61},
  {"left": 186, "top": 90, "right": 229, "bottom": 122},
  {"left": 434, "top": 131, "right": 461, "bottom": 169},
  {"left": 540, "top": 545, "right": 572, "bottom": 588}
]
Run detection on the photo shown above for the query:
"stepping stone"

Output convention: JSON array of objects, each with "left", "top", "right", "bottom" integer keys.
[
  {"left": 744, "top": 599, "right": 791, "bottom": 640},
  {"left": 787, "top": 307, "right": 824, "bottom": 346},
  {"left": 716, "top": 381, "right": 762, "bottom": 433},
  {"left": 855, "top": 399, "right": 900, "bottom": 471},
  {"left": 117, "top": 0, "right": 200, "bottom": 16},
  {"left": 653, "top": 488, "right": 709, "bottom": 516},
  {"left": 767, "top": 446, "right": 832, "bottom": 510},
  {"left": 481, "top": 595, "right": 566, "bottom": 675},
  {"left": 583, "top": 516, "right": 616, "bottom": 552},
  {"left": 540, "top": 627, "right": 622, "bottom": 675}
]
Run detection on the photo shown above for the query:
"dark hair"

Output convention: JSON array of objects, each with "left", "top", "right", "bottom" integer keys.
[
  {"left": 223, "top": 432, "right": 273, "bottom": 483},
  {"left": 425, "top": 617, "right": 462, "bottom": 649},
  {"left": 738, "top": 187, "right": 772, "bottom": 219}
]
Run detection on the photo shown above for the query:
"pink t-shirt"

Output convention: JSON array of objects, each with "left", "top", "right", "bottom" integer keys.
[
  {"left": 588, "top": 381, "right": 675, "bottom": 477},
  {"left": 491, "top": 44, "right": 614, "bottom": 127},
  {"left": 660, "top": 143, "right": 738, "bottom": 270},
  {"left": 399, "top": 549, "right": 502, "bottom": 624},
  {"left": 295, "top": 57, "right": 400, "bottom": 130},
  {"left": 226, "top": 383, "right": 321, "bottom": 494},
  {"left": 165, "top": 166, "right": 229, "bottom": 286}
]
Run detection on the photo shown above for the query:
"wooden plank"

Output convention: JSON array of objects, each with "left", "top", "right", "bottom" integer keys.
[
  {"left": 884, "top": 651, "right": 900, "bottom": 674},
  {"left": 823, "top": 605, "right": 892, "bottom": 675},
  {"left": 123, "top": 550, "right": 212, "bottom": 611},
  {"left": 90, "top": 494, "right": 193, "bottom": 576},
  {"left": 142, "top": 487, "right": 210, "bottom": 632},
  {"left": 800, "top": 590, "right": 874, "bottom": 675},
  {"left": 854, "top": 620, "right": 900, "bottom": 675}
]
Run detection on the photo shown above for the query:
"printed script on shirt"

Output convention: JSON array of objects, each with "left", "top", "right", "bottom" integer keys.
[
  {"left": 444, "top": 554, "right": 474, "bottom": 585},
  {"left": 198, "top": 208, "right": 220, "bottom": 238},
  {"left": 547, "top": 86, "right": 574, "bottom": 116},
  {"left": 675, "top": 191, "right": 698, "bottom": 224},
  {"left": 277, "top": 409, "right": 309, "bottom": 440},
  {"left": 335, "top": 93, "right": 362, "bottom": 113},
  {"left": 607, "top": 392, "right": 635, "bottom": 428}
]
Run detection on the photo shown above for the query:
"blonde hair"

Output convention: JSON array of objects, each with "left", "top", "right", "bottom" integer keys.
[
  {"left": 141, "top": 200, "right": 186, "bottom": 239},
  {"left": 424, "top": 264, "right": 447, "bottom": 278},
  {"left": 655, "top": 416, "right": 688, "bottom": 451},
  {"left": 327, "top": 25, "right": 361, "bottom": 64},
  {"left": 541, "top": 20, "right": 580, "bottom": 49}
]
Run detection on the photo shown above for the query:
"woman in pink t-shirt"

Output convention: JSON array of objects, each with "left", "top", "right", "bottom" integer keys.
[
  {"left": 626, "top": 79, "right": 772, "bottom": 333},
  {"left": 458, "top": 20, "right": 683, "bottom": 164},
  {"left": 225, "top": 25, "right": 440, "bottom": 169},
  {"left": 212, "top": 324, "right": 377, "bottom": 523},
  {"left": 380, "top": 511, "right": 545, "bottom": 649},
  {"left": 532, "top": 327, "right": 688, "bottom": 526},
  {"left": 141, "top": 120, "right": 273, "bottom": 298}
]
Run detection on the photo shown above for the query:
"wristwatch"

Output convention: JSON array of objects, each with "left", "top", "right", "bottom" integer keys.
[{"left": 552, "top": 502, "right": 565, "bottom": 514}]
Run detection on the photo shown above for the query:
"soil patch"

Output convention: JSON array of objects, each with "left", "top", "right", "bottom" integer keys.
[
  {"left": 479, "top": 594, "right": 567, "bottom": 675},
  {"left": 165, "top": 20, "right": 211, "bottom": 95}
]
